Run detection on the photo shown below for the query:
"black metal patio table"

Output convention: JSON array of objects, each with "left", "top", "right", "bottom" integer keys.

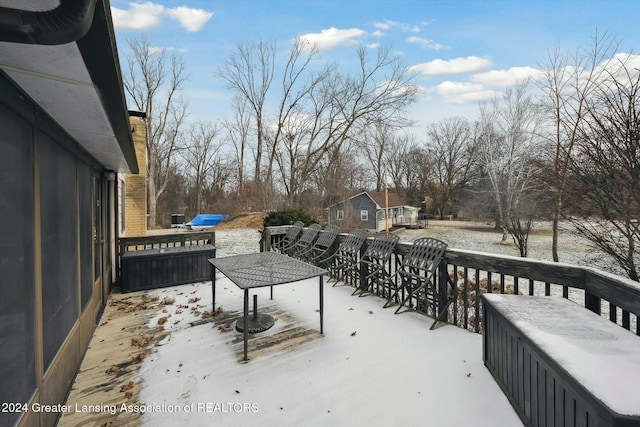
[{"left": 208, "top": 252, "right": 327, "bottom": 361}]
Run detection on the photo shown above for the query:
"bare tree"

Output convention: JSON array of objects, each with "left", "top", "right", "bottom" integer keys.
[
  {"left": 424, "top": 116, "right": 478, "bottom": 219},
  {"left": 478, "top": 82, "right": 543, "bottom": 256},
  {"left": 218, "top": 40, "right": 417, "bottom": 210},
  {"left": 217, "top": 40, "right": 275, "bottom": 185},
  {"left": 384, "top": 133, "right": 424, "bottom": 205},
  {"left": 261, "top": 39, "right": 332, "bottom": 206},
  {"left": 264, "top": 43, "right": 419, "bottom": 207},
  {"left": 538, "top": 32, "right": 619, "bottom": 261},
  {"left": 123, "top": 34, "right": 188, "bottom": 228},
  {"left": 179, "top": 120, "right": 223, "bottom": 213},
  {"left": 202, "top": 156, "right": 234, "bottom": 214},
  {"left": 356, "top": 122, "right": 396, "bottom": 192},
  {"left": 311, "top": 143, "right": 367, "bottom": 209},
  {"left": 223, "top": 95, "right": 252, "bottom": 194},
  {"left": 566, "top": 56, "right": 640, "bottom": 280},
  {"left": 356, "top": 122, "right": 410, "bottom": 191}
]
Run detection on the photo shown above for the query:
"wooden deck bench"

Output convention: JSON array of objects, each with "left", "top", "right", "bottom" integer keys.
[
  {"left": 482, "top": 294, "right": 640, "bottom": 427},
  {"left": 120, "top": 244, "right": 216, "bottom": 292}
]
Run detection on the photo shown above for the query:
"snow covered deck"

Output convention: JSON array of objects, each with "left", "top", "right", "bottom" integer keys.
[
  {"left": 483, "top": 294, "right": 640, "bottom": 424},
  {"left": 58, "top": 230, "right": 523, "bottom": 426},
  {"left": 138, "top": 277, "right": 523, "bottom": 426}
]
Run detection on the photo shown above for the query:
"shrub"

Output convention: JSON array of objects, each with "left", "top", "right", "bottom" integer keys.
[{"left": 262, "top": 210, "right": 316, "bottom": 227}]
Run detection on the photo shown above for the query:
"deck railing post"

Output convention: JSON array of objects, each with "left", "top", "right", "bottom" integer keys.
[
  {"left": 437, "top": 259, "right": 449, "bottom": 320},
  {"left": 583, "top": 270, "right": 601, "bottom": 314},
  {"left": 260, "top": 228, "right": 268, "bottom": 252},
  {"left": 358, "top": 238, "right": 369, "bottom": 291},
  {"left": 585, "top": 290, "right": 601, "bottom": 314}
]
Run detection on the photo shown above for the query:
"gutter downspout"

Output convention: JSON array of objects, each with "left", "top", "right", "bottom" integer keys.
[{"left": 0, "top": 0, "right": 95, "bottom": 45}]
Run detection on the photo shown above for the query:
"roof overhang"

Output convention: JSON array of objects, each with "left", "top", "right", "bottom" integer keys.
[{"left": 0, "top": 0, "right": 138, "bottom": 173}]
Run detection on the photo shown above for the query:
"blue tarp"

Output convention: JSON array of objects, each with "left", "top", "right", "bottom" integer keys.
[{"left": 185, "top": 214, "right": 226, "bottom": 228}]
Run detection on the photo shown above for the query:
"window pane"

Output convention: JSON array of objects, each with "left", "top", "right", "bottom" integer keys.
[
  {"left": 0, "top": 103, "right": 37, "bottom": 418},
  {"left": 40, "top": 131, "right": 79, "bottom": 370}
]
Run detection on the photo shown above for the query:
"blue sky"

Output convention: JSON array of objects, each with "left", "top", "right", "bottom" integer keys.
[{"left": 110, "top": 0, "right": 640, "bottom": 130}]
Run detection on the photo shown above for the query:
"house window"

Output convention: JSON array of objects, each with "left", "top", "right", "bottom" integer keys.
[
  {"left": 337, "top": 209, "right": 344, "bottom": 220},
  {"left": 360, "top": 210, "right": 368, "bottom": 221}
]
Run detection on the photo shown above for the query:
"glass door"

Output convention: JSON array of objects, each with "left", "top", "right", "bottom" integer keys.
[{"left": 93, "top": 176, "right": 103, "bottom": 306}]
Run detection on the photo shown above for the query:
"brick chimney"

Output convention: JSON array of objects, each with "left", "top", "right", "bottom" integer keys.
[{"left": 123, "top": 114, "right": 147, "bottom": 236}]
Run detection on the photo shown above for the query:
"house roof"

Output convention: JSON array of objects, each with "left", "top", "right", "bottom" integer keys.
[
  {"left": 366, "top": 191, "right": 409, "bottom": 209},
  {"left": 0, "top": 0, "right": 138, "bottom": 173},
  {"left": 329, "top": 191, "right": 414, "bottom": 210}
]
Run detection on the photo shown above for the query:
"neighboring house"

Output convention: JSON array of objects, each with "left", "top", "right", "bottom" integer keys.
[
  {"left": 328, "top": 191, "right": 420, "bottom": 231},
  {"left": 0, "top": 2, "right": 138, "bottom": 426}
]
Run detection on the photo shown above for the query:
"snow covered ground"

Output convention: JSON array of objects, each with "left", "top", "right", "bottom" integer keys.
[
  {"left": 399, "top": 220, "right": 615, "bottom": 273},
  {"left": 136, "top": 227, "right": 524, "bottom": 426}
]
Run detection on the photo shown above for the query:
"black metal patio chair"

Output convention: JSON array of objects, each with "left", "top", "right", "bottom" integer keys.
[
  {"left": 328, "top": 229, "right": 369, "bottom": 286},
  {"left": 302, "top": 224, "right": 340, "bottom": 265},
  {"left": 274, "top": 221, "right": 304, "bottom": 254},
  {"left": 386, "top": 237, "right": 447, "bottom": 317},
  {"left": 287, "top": 223, "right": 322, "bottom": 258},
  {"left": 352, "top": 231, "right": 399, "bottom": 297}
]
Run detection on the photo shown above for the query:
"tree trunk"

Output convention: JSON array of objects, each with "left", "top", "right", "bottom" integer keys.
[
  {"left": 551, "top": 198, "right": 561, "bottom": 262},
  {"left": 255, "top": 117, "right": 263, "bottom": 183}
]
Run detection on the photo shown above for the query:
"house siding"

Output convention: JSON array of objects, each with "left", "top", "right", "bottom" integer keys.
[
  {"left": 349, "top": 193, "right": 377, "bottom": 230},
  {"left": 0, "top": 72, "right": 113, "bottom": 427},
  {"left": 329, "top": 191, "right": 421, "bottom": 232},
  {"left": 329, "top": 193, "right": 378, "bottom": 230}
]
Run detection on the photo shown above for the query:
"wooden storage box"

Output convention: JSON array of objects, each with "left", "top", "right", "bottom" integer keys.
[
  {"left": 482, "top": 294, "right": 640, "bottom": 427},
  {"left": 120, "top": 244, "right": 215, "bottom": 292}
]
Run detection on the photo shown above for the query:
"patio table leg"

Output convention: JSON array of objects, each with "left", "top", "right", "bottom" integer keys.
[
  {"left": 320, "top": 275, "right": 324, "bottom": 334},
  {"left": 211, "top": 264, "right": 217, "bottom": 311},
  {"left": 243, "top": 289, "right": 249, "bottom": 361}
]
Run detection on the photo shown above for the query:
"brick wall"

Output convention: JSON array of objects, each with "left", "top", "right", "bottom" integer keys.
[{"left": 124, "top": 116, "right": 147, "bottom": 236}]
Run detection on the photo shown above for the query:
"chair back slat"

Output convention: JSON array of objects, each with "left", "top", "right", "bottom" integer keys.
[
  {"left": 313, "top": 225, "right": 340, "bottom": 249},
  {"left": 337, "top": 229, "right": 369, "bottom": 254},
  {"left": 402, "top": 237, "right": 447, "bottom": 273},
  {"left": 287, "top": 223, "right": 322, "bottom": 257},
  {"left": 363, "top": 232, "right": 399, "bottom": 262},
  {"left": 390, "top": 237, "right": 448, "bottom": 316},
  {"left": 280, "top": 221, "right": 304, "bottom": 245},
  {"left": 297, "top": 223, "right": 322, "bottom": 245}
]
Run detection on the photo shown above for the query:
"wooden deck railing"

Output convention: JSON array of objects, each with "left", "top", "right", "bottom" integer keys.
[
  {"left": 262, "top": 226, "right": 640, "bottom": 335},
  {"left": 119, "top": 231, "right": 215, "bottom": 256},
  {"left": 117, "top": 231, "right": 216, "bottom": 288}
]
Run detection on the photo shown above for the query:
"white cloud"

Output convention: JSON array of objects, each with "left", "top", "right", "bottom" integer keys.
[
  {"left": 298, "top": 27, "right": 366, "bottom": 51},
  {"left": 111, "top": 2, "right": 165, "bottom": 30},
  {"left": 111, "top": 2, "right": 213, "bottom": 32},
  {"left": 612, "top": 52, "right": 640, "bottom": 69},
  {"left": 436, "top": 81, "right": 501, "bottom": 104},
  {"left": 148, "top": 46, "right": 188, "bottom": 54},
  {"left": 147, "top": 46, "right": 164, "bottom": 54},
  {"left": 410, "top": 56, "right": 493, "bottom": 77},
  {"left": 373, "top": 19, "right": 420, "bottom": 33},
  {"left": 595, "top": 52, "right": 640, "bottom": 82},
  {"left": 472, "top": 66, "right": 545, "bottom": 86},
  {"left": 165, "top": 6, "right": 213, "bottom": 32},
  {"left": 407, "top": 36, "right": 444, "bottom": 50}
]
